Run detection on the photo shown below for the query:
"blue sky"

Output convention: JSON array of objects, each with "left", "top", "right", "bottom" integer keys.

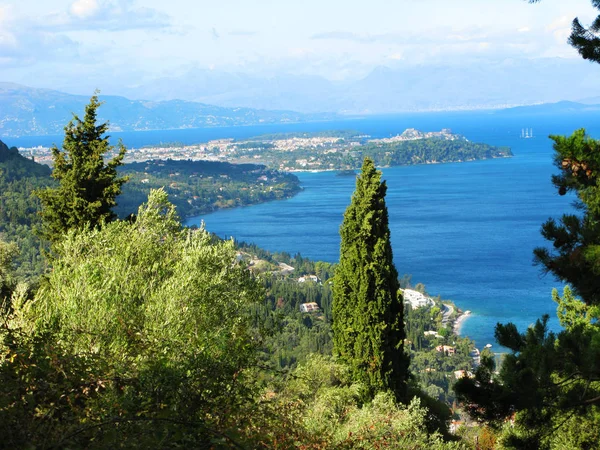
[{"left": 1, "top": 0, "right": 599, "bottom": 106}]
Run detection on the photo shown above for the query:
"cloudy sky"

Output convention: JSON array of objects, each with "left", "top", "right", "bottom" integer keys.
[{"left": 0, "top": 0, "right": 598, "bottom": 100}]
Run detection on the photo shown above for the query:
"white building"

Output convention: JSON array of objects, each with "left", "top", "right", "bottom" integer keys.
[
  {"left": 298, "top": 275, "right": 319, "bottom": 283},
  {"left": 401, "top": 289, "right": 434, "bottom": 309}
]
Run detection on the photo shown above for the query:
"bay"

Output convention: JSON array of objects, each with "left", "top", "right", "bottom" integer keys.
[{"left": 183, "top": 111, "right": 598, "bottom": 349}]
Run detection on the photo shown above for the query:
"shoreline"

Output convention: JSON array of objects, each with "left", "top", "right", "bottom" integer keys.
[
  {"left": 285, "top": 155, "right": 513, "bottom": 173},
  {"left": 453, "top": 310, "right": 472, "bottom": 335}
]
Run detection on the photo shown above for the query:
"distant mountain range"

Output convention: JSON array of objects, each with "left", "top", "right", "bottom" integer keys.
[
  {"left": 491, "top": 100, "right": 600, "bottom": 115},
  {"left": 0, "top": 83, "right": 336, "bottom": 137},
  {"left": 113, "top": 58, "right": 600, "bottom": 114},
  {"left": 2, "top": 81, "right": 600, "bottom": 138}
]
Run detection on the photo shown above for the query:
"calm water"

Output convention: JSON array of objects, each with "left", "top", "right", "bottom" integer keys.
[
  {"left": 13, "top": 110, "right": 600, "bottom": 349},
  {"left": 181, "top": 111, "right": 599, "bottom": 349}
]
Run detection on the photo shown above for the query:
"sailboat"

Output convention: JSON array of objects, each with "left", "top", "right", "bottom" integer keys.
[{"left": 521, "top": 128, "right": 534, "bottom": 139}]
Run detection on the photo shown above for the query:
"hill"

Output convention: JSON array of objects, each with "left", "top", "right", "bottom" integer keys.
[
  {"left": 491, "top": 100, "right": 600, "bottom": 116},
  {"left": 0, "top": 140, "right": 52, "bottom": 278},
  {"left": 0, "top": 140, "right": 52, "bottom": 180},
  {"left": 0, "top": 83, "right": 337, "bottom": 137},
  {"left": 116, "top": 159, "right": 301, "bottom": 219},
  {"left": 0, "top": 138, "right": 301, "bottom": 278}
]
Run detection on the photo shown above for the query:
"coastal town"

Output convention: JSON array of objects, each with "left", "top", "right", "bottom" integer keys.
[{"left": 18, "top": 128, "right": 510, "bottom": 172}]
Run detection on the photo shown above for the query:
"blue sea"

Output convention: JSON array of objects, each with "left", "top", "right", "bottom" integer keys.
[{"left": 12, "top": 109, "right": 600, "bottom": 349}]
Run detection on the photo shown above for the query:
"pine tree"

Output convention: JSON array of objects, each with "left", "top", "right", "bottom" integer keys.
[
  {"left": 454, "top": 5, "right": 600, "bottom": 446},
  {"left": 332, "top": 157, "right": 409, "bottom": 401},
  {"left": 533, "top": 129, "right": 600, "bottom": 305},
  {"left": 37, "top": 94, "right": 127, "bottom": 246},
  {"left": 528, "top": 0, "right": 600, "bottom": 64}
]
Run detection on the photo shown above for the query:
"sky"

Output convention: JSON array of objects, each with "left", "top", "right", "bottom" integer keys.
[{"left": 0, "top": 0, "right": 599, "bottom": 102}]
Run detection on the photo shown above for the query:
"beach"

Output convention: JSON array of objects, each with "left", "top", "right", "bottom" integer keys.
[{"left": 453, "top": 310, "right": 472, "bottom": 335}]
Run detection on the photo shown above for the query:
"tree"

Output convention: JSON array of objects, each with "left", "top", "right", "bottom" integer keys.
[
  {"left": 528, "top": 0, "right": 600, "bottom": 64},
  {"left": 454, "top": 4, "right": 600, "bottom": 448},
  {"left": 454, "top": 132, "right": 600, "bottom": 445},
  {"left": 36, "top": 93, "right": 127, "bottom": 246},
  {"left": 0, "top": 238, "right": 18, "bottom": 305},
  {"left": 533, "top": 129, "right": 600, "bottom": 304},
  {"left": 332, "top": 157, "right": 409, "bottom": 401},
  {"left": 1, "top": 189, "right": 264, "bottom": 448}
]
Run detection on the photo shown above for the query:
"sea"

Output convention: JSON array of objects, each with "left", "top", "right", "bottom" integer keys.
[{"left": 11, "top": 109, "right": 600, "bottom": 350}]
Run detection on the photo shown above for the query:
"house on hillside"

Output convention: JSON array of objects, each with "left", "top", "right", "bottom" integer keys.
[
  {"left": 454, "top": 370, "right": 474, "bottom": 380},
  {"left": 435, "top": 345, "right": 456, "bottom": 355},
  {"left": 424, "top": 330, "right": 442, "bottom": 339},
  {"left": 300, "top": 302, "right": 320, "bottom": 313}
]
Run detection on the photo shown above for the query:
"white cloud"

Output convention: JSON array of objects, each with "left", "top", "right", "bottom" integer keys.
[
  {"left": 36, "top": 0, "right": 171, "bottom": 32},
  {"left": 0, "top": 5, "right": 8, "bottom": 23},
  {"left": 546, "top": 15, "right": 573, "bottom": 32},
  {"left": 70, "top": 0, "right": 100, "bottom": 19},
  {"left": 0, "top": 28, "right": 80, "bottom": 69}
]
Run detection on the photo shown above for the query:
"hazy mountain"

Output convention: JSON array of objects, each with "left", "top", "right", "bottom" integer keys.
[
  {"left": 576, "top": 95, "right": 600, "bottom": 105},
  {"left": 0, "top": 83, "right": 336, "bottom": 137},
  {"left": 491, "top": 100, "right": 600, "bottom": 115},
  {"left": 117, "top": 57, "right": 600, "bottom": 114}
]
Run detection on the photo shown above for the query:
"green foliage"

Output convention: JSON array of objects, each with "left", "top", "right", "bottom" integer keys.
[
  {"left": 332, "top": 157, "right": 409, "bottom": 401},
  {"left": 0, "top": 238, "right": 19, "bottom": 305},
  {"left": 404, "top": 296, "right": 476, "bottom": 406},
  {"left": 359, "top": 139, "right": 511, "bottom": 168},
  {"left": 36, "top": 94, "right": 127, "bottom": 247},
  {"left": 0, "top": 189, "right": 264, "bottom": 448},
  {"left": 254, "top": 276, "right": 334, "bottom": 370},
  {"left": 117, "top": 159, "right": 301, "bottom": 219},
  {"left": 455, "top": 287, "right": 600, "bottom": 448},
  {"left": 533, "top": 129, "right": 600, "bottom": 305},
  {"left": 527, "top": 1, "right": 600, "bottom": 64},
  {"left": 0, "top": 140, "right": 52, "bottom": 279},
  {"left": 229, "top": 132, "right": 511, "bottom": 171},
  {"left": 245, "top": 355, "right": 465, "bottom": 449},
  {"left": 0, "top": 141, "right": 51, "bottom": 179},
  {"left": 452, "top": 6, "right": 600, "bottom": 446}
]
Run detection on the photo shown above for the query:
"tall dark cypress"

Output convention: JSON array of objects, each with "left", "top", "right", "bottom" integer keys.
[
  {"left": 332, "top": 157, "right": 408, "bottom": 401},
  {"left": 37, "top": 94, "right": 127, "bottom": 247}
]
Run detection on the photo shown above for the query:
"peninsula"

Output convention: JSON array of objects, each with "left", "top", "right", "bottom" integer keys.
[{"left": 19, "top": 128, "right": 512, "bottom": 171}]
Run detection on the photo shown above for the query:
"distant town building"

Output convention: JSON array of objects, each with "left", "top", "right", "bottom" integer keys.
[
  {"left": 424, "top": 330, "right": 442, "bottom": 338},
  {"left": 300, "top": 302, "right": 320, "bottom": 313},
  {"left": 298, "top": 275, "right": 319, "bottom": 283},
  {"left": 436, "top": 345, "right": 456, "bottom": 355},
  {"left": 454, "top": 370, "right": 474, "bottom": 380},
  {"left": 401, "top": 289, "right": 434, "bottom": 309}
]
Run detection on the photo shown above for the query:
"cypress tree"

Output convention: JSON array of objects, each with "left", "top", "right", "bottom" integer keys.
[
  {"left": 332, "top": 157, "right": 408, "bottom": 400},
  {"left": 37, "top": 94, "right": 127, "bottom": 246}
]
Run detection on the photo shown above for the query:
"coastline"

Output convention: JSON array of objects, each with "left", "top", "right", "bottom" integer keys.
[
  {"left": 453, "top": 310, "right": 472, "bottom": 335},
  {"left": 181, "top": 186, "right": 302, "bottom": 220},
  {"left": 285, "top": 155, "right": 513, "bottom": 173}
]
